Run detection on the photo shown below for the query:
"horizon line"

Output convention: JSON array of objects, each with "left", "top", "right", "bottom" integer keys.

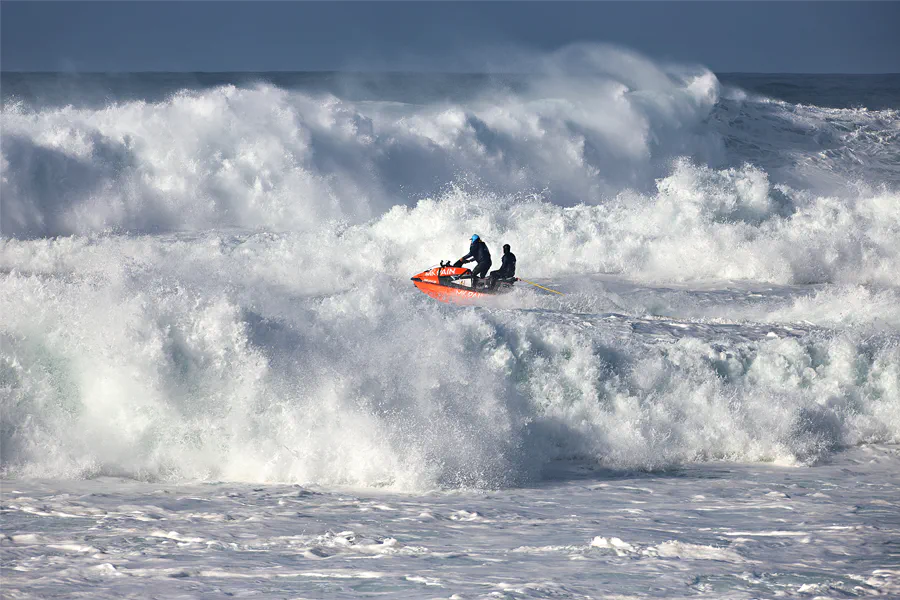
[{"left": 3, "top": 69, "right": 900, "bottom": 77}]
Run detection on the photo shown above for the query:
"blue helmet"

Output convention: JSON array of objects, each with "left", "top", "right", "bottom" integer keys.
[{"left": 471, "top": 234, "right": 480, "bottom": 242}]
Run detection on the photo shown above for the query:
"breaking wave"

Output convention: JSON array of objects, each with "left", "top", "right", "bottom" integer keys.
[{"left": 1, "top": 46, "right": 898, "bottom": 488}]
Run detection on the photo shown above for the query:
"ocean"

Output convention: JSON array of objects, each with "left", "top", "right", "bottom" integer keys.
[{"left": 2, "top": 47, "right": 899, "bottom": 598}]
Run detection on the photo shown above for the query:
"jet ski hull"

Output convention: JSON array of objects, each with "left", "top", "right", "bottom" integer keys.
[
  {"left": 412, "top": 280, "right": 493, "bottom": 305},
  {"left": 411, "top": 265, "right": 514, "bottom": 305}
]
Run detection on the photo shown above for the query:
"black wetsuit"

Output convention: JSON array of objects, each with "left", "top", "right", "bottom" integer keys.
[
  {"left": 462, "top": 239, "right": 492, "bottom": 281},
  {"left": 490, "top": 251, "right": 516, "bottom": 286}
]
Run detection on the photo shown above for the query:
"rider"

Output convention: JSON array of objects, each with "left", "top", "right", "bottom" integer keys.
[
  {"left": 489, "top": 244, "right": 516, "bottom": 288},
  {"left": 459, "top": 234, "right": 492, "bottom": 286}
]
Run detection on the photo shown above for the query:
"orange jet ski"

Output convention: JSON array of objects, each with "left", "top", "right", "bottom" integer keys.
[{"left": 411, "top": 260, "right": 516, "bottom": 305}]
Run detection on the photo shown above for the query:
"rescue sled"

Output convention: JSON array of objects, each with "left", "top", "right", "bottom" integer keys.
[{"left": 411, "top": 261, "right": 516, "bottom": 305}]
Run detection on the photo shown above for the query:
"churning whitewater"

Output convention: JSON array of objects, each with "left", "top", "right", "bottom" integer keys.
[{"left": 2, "top": 48, "right": 899, "bottom": 491}]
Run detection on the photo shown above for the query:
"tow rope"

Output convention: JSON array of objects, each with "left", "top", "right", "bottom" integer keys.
[{"left": 516, "top": 277, "right": 564, "bottom": 295}]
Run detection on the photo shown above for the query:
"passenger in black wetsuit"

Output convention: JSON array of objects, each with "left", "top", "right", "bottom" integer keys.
[
  {"left": 459, "top": 234, "right": 492, "bottom": 287},
  {"left": 489, "top": 244, "right": 516, "bottom": 289}
]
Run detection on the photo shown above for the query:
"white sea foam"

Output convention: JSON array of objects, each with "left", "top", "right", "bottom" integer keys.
[{"left": 3, "top": 454, "right": 898, "bottom": 599}]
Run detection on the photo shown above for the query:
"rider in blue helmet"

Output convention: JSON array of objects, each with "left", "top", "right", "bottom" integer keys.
[{"left": 458, "top": 234, "right": 492, "bottom": 286}]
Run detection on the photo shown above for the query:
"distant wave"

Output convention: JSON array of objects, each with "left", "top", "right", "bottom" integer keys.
[{"left": 3, "top": 46, "right": 721, "bottom": 237}]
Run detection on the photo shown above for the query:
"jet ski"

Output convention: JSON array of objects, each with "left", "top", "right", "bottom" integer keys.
[{"left": 411, "top": 260, "right": 516, "bottom": 305}]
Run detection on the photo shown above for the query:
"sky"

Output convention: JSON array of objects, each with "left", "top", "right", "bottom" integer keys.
[{"left": 2, "top": 1, "right": 899, "bottom": 74}]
